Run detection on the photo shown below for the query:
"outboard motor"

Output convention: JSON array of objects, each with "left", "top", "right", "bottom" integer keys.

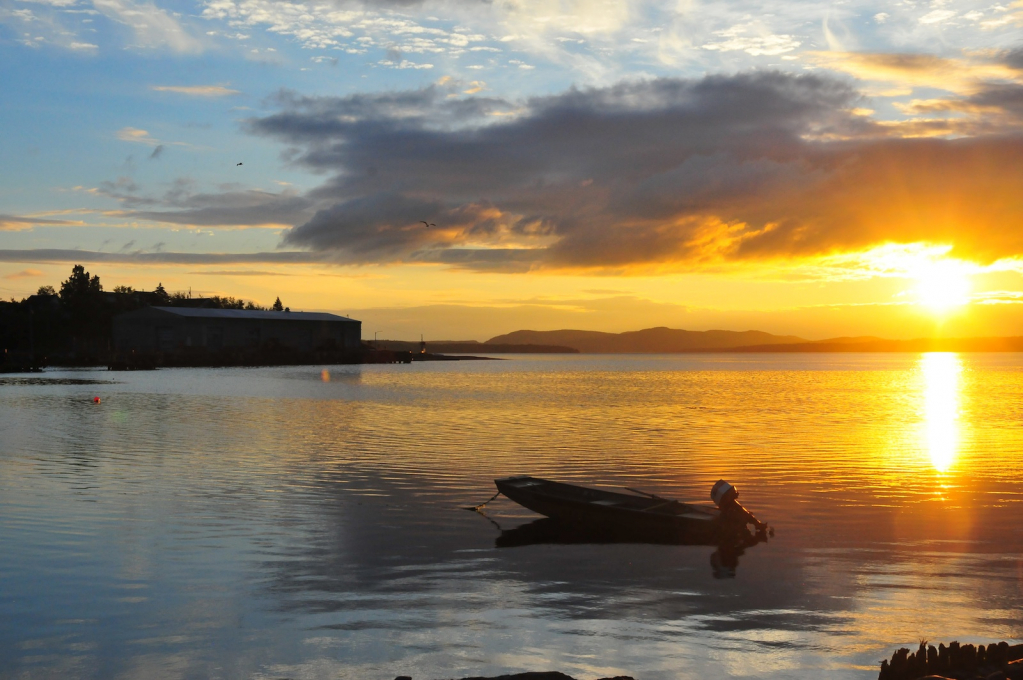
[{"left": 711, "top": 479, "right": 773, "bottom": 536}]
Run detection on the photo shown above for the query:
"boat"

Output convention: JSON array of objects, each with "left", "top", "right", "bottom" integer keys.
[{"left": 494, "top": 476, "right": 765, "bottom": 542}]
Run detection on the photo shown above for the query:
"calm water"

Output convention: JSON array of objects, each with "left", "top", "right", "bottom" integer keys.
[{"left": 1, "top": 354, "right": 1022, "bottom": 680}]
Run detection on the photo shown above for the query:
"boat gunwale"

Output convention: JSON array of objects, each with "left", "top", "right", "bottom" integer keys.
[{"left": 495, "top": 476, "right": 719, "bottom": 521}]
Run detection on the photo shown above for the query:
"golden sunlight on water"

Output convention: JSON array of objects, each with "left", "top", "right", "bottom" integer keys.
[
  {"left": 920, "top": 353, "right": 962, "bottom": 472},
  {"left": 2, "top": 357, "right": 1022, "bottom": 680}
]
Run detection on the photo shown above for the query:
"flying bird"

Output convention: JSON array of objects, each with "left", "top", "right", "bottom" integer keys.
[
  {"left": 236, "top": 162, "right": 243, "bottom": 166},
  {"left": 420, "top": 220, "right": 436, "bottom": 228}
]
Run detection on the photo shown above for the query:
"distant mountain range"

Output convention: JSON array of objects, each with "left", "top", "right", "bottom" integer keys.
[
  {"left": 378, "top": 328, "right": 1023, "bottom": 354},
  {"left": 375, "top": 340, "right": 577, "bottom": 354},
  {"left": 486, "top": 327, "right": 808, "bottom": 352}
]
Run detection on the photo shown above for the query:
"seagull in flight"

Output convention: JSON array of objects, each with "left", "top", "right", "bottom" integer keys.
[
  {"left": 420, "top": 220, "right": 436, "bottom": 228},
  {"left": 236, "top": 162, "right": 243, "bottom": 166}
]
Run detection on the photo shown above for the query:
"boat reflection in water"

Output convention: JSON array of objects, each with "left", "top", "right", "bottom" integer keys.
[{"left": 494, "top": 517, "right": 769, "bottom": 579}]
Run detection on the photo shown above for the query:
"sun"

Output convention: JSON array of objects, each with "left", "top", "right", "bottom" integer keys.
[{"left": 912, "top": 258, "right": 971, "bottom": 313}]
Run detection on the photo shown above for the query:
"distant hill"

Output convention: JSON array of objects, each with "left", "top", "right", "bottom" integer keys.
[
  {"left": 810, "top": 336, "right": 886, "bottom": 344},
  {"left": 376, "top": 340, "right": 577, "bottom": 354},
  {"left": 486, "top": 327, "right": 808, "bottom": 353},
  {"left": 385, "top": 332, "right": 1023, "bottom": 355}
]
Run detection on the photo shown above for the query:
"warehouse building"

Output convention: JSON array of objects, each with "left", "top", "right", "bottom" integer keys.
[{"left": 112, "top": 307, "right": 362, "bottom": 354}]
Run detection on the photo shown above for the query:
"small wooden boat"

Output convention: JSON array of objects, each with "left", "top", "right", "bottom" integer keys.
[{"left": 494, "top": 476, "right": 749, "bottom": 542}]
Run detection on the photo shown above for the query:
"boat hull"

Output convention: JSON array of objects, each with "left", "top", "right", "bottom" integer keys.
[{"left": 495, "top": 476, "right": 725, "bottom": 542}]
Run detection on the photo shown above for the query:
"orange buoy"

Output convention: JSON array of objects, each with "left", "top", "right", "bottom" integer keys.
[
  {"left": 321, "top": 369, "right": 330, "bottom": 382},
  {"left": 93, "top": 396, "right": 101, "bottom": 404}
]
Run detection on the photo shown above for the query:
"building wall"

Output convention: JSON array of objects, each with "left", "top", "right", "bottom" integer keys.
[{"left": 113, "top": 310, "right": 362, "bottom": 353}]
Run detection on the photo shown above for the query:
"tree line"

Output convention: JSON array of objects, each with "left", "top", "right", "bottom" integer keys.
[{"left": 1, "top": 265, "right": 287, "bottom": 366}]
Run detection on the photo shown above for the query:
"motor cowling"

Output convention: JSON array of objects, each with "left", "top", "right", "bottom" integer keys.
[{"left": 711, "top": 479, "right": 737, "bottom": 507}]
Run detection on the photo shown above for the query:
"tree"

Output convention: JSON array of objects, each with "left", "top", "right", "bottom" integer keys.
[
  {"left": 57, "top": 265, "right": 105, "bottom": 346},
  {"left": 272, "top": 297, "right": 284, "bottom": 311},
  {"left": 154, "top": 282, "right": 169, "bottom": 304},
  {"left": 208, "top": 296, "right": 245, "bottom": 309},
  {"left": 112, "top": 285, "right": 134, "bottom": 294},
  {"left": 36, "top": 285, "right": 56, "bottom": 296},
  {"left": 59, "top": 265, "right": 102, "bottom": 302}
]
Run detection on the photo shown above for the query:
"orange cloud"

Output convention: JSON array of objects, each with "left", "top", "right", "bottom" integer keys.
[
  {"left": 0, "top": 214, "right": 80, "bottom": 230},
  {"left": 810, "top": 52, "right": 1022, "bottom": 95},
  {"left": 2, "top": 268, "right": 45, "bottom": 279},
  {"left": 151, "top": 85, "right": 240, "bottom": 96}
]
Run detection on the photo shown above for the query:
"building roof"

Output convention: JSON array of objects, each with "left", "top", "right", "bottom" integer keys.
[{"left": 150, "top": 306, "right": 359, "bottom": 322}]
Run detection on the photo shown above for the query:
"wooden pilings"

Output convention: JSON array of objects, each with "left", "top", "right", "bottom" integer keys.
[{"left": 878, "top": 641, "right": 1023, "bottom": 680}]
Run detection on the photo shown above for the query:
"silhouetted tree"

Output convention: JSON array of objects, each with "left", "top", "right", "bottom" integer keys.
[
  {"left": 272, "top": 297, "right": 284, "bottom": 311},
  {"left": 154, "top": 282, "right": 170, "bottom": 304},
  {"left": 59, "top": 265, "right": 102, "bottom": 303},
  {"left": 112, "top": 285, "right": 134, "bottom": 294},
  {"left": 57, "top": 265, "right": 106, "bottom": 354},
  {"left": 204, "top": 295, "right": 244, "bottom": 309},
  {"left": 36, "top": 285, "right": 56, "bottom": 296}
]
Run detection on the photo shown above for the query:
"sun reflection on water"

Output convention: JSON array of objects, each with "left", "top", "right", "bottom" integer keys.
[{"left": 920, "top": 353, "right": 962, "bottom": 472}]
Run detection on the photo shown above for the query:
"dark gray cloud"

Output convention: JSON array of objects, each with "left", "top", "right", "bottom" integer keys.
[
  {"left": 239, "top": 71, "right": 1023, "bottom": 269},
  {"left": 94, "top": 176, "right": 317, "bottom": 227},
  {"left": 1004, "top": 47, "right": 1023, "bottom": 70},
  {"left": 969, "top": 84, "right": 1023, "bottom": 120},
  {"left": 128, "top": 191, "right": 314, "bottom": 227}
]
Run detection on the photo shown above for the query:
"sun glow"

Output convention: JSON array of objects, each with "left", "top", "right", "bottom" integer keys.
[
  {"left": 912, "top": 258, "right": 971, "bottom": 313},
  {"left": 920, "top": 352, "right": 962, "bottom": 473}
]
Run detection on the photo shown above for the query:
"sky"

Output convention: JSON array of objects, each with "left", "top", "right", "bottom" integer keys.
[{"left": 2, "top": 0, "right": 1023, "bottom": 340}]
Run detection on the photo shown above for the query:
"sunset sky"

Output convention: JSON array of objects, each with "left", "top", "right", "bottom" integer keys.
[{"left": 2, "top": 0, "right": 1023, "bottom": 340}]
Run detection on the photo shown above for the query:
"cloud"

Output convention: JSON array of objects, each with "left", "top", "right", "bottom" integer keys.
[
  {"left": 1006, "top": 47, "right": 1023, "bottom": 71},
  {"left": 151, "top": 85, "right": 241, "bottom": 96},
  {"left": 0, "top": 214, "right": 81, "bottom": 230},
  {"left": 117, "top": 127, "right": 160, "bottom": 145},
  {"left": 126, "top": 190, "right": 315, "bottom": 227},
  {"left": 17, "top": 0, "right": 80, "bottom": 7},
  {"left": 186, "top": 270, "right": 295, "bottom": 276},
  {"left": 237, "top": 71, "right": 1023, "bottom": 272},
  {"left": 2, "top": 269, "right": 46, "bottom": 279},
  {"left": 92, "top": 0, "right": 203, "bottom": 53},
  {"left": 811, "top": 52, "right": 1022, "bottom": 95},
  {"left": 701, "top": 24, "right": 800, "bottom": 56},
  {"left": 0, "top": 249, "right": 325, "bottom": 264},
  {"left": 894, "top": 82, "right": 1023, "bottom": 127},
  {"left": 919, "top": 9, "right": 957, "bottom": 25},
  {"left": 200, "top": 0, "right": 489, "bottom": 56},
  {"left": 89, "top": 176, "right": 317, "bottom": 227}
]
